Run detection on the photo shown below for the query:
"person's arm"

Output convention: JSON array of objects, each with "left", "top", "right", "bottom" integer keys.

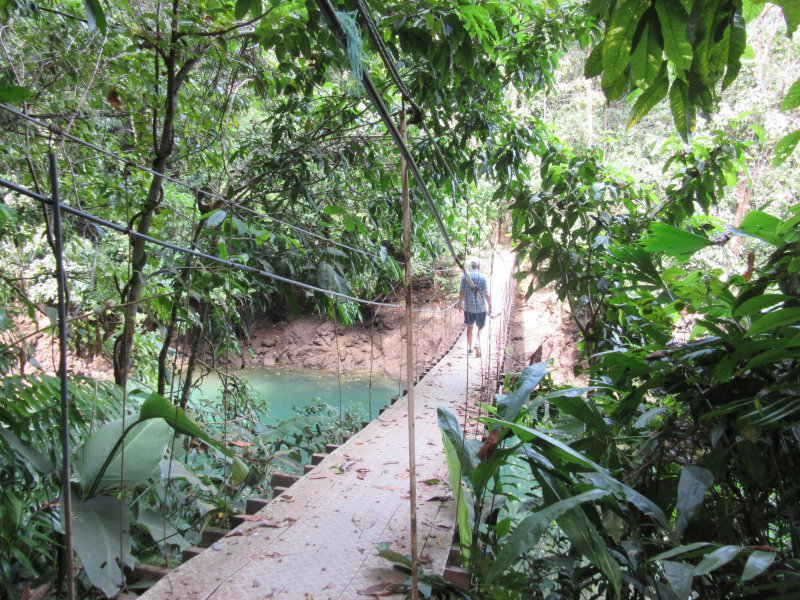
[
  {"left": 484, "top": 290, "right": 492, "bottom": 314},
  {"left": 458, "top": 275, "right": 465, "bottom": 308}
]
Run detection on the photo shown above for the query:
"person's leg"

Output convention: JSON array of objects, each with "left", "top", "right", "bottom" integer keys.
[
  {"left": 474, "top": 312, "right": 487, "bottom": 356},
  {"left": 465, "top": 312, "right": 476, "bottom": 353}
]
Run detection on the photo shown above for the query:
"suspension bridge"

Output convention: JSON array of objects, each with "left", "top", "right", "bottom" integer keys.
[{"left": 135, "top": 250, "right": 515, "bottom": 600}]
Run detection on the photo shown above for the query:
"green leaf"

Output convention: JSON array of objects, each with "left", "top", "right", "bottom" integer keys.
[
  {"left": 641, "top": 222, "right": 714, "bottom": 262},
  {"left": 322, "top": 204, "right": 346, "bottom": 215},
  {"left": 723, "top": 6, "right": 746, "bottom": 89},
  {"left": 83, "top": 0, "right": 107, "bottom": 34},
  {"left": 547, "top": 390, "right": 613, "bottom": 437},
  {"left": 484, "top": 417, "right": 607, "bottom": 473},
  {"left": 484, "top": 489, "right": 610, "bottom": 584},
  {"left": 628, "top": 65, "right": 669, "bottom": 128},
  {"left": 738, "top": 210, "right": 784, "bottom": 245},
  {"left": 651, "top": 542, "right": 713, "bottom": 562},
  {"left": 693, "top": 545, "right": 744, "bottom": 576},
  {"left": 781, "top": 77, "right": 800, "bottom": 111},
  {"left": 136, "top": 508, "right": 188, "bottom": 549},
  {"left": 603, "top": 0, "right": 652, "bottom": 81},
  {"left": 139, "top": 393, "right": 235, "bottom": 458},
  {"left": 0, "top": 428, "right": 56, "bottom": 476},
  {"left": 733, "top": 294, "right": 794, "bottom": 318},
  {"left": 534, "top": 471, "right": 622, "bottom": 595},
  {"left": 0, "top": 85, "right": 33, "bottom": 103},
  {"left": 655, "top": 0, "right": 693, "bottom": 70},
  {"left": 675, "top": 465, "right": 713, "bottom": 537},
  {"left": 205, "top": 209, "right": 227, "bottom": 227},
  {"left": 630, "top": 19, "right": 663, "bottom": 88},
  {"left": 744, "top": 307, "right": 800, "bottom": 338},
  {"left": 439, "top": 419, "right": 474, "bottom": 557},
  {"left": 496, "top": 361, "right": 550, "bottom": 421},
  {"left": 73, "top": 418, "right": 171, "bottom": 497},
  {"left": 772, "top": 129, "right": 800, "bottom": 167},
  {"left": 438, "top": 407, "right": 475, "bottom": 479},
  {"left": 741, "top": 550, "right": 777, "bottom": 582},
  {"left": 71, "top": 496, "right": 132, "bottom": 598},
  {"left": 663, "top": 561, "right": 694, "bottom": 600},
  {"left": 585, "top": 41, "right": 604, "bottom": 78},
  {"left": 235, "top": 0, "right": 252, "bottom": 20},
  {"left": 770, "top": 0, "right": 800, "bottom": 35}
]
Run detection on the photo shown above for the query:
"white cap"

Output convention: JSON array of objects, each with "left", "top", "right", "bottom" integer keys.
[{"left": 469, "top": 257, "right": 480, "bottom": 268}]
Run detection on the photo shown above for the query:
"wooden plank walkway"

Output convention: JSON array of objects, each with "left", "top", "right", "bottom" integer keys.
[{"left": 139, "top": 251, "right": 514, "bottom": 600}]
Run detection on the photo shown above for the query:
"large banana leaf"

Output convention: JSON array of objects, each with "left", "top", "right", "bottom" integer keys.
[
  {"left": 71, "top": 496, "right": 133, "bottom": 598},
  {"left": 73, "top": 417, "right": 171, "bottom": 497}
]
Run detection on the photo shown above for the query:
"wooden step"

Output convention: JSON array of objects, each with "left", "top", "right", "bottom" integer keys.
[
  {"left": 304, "top": 464, "right": 315, "bottom": 474},
  {"left": 200, "top": 526, "right": 228, "bottom": 547},
  {"left": 245, "top": 498, "right": 270, "bottom": 515},
  {"left": 443, "top": 566, "right": 469, "bottom": 588},
  {"left": 129, "top": 563, "right": 171, "bottom": 583},
  {"left": 311, "top": 452, "right": 326, "bottom": 465},
  {"left": 269, "top": 472, "right": 300, "bottom": 489},
  {"left": 272, "top": 486, "right": 288, "bottom": 498},
  {"left": 228, "top": 514, "right": 246, "bottom": 528},
  {"left": 324, "top": 444, "right": 339, "bottom": 454},
  {"left": 181, "top": 546, "right": 203, "bottom": 563}
]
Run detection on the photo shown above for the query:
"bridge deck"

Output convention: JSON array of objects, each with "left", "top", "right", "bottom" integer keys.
[{"left": 139, "top": 252, "right": 513, "bottom": 600}]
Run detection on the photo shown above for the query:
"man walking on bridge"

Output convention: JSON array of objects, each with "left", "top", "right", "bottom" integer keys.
[{"left": 458, "top": 258, "right": 492, "bottom": 357}]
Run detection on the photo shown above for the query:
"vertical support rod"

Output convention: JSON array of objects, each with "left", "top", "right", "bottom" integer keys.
[
  {"left": 401, "top": 112, "right": 419, "bottom": 600},
  {"left": 49, "top": 152, "right": 75, "bottom": 600}
]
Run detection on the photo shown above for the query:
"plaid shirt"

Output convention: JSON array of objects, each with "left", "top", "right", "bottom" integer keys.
[{"left": 460, "top": 270, "right": 488, "bottom": 313}]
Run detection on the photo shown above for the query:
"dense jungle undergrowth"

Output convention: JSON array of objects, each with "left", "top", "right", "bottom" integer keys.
[{"left": 1, "top": 0, "right": 800, "bottom": 599}]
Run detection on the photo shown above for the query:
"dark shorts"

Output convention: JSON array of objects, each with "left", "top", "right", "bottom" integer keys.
[{"left": 464, "top": 311, "right": 486, "bottom": 328}]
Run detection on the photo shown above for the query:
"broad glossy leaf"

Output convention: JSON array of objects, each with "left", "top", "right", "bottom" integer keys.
[
  {"left": 71, "top": 496, "right": 132, "bottom": 598},
  {"left": 769, "top": 0, "right": 800, "bottom": 35},
  {"left": 741, "top": 549, "right": 777, "bottom": 582},
  {"left": 738, "top": 210, "right": 784, "bottom": 245},
  {"left": 630, "top": 19, "right": 662, "bottom": 87},
  {"left": 723, "top": 7, "right": 746, "bottom": 89},
  {"left": 693, "top": 545, "right": 744, "bottom": 576},
  {"left": 205, "top": 209, "right": 227, "bottom": 227},
  {"left": 629, "top": 65, "right": 670, "bottom": 128},
  {"left": 136, "top": 508, "right": 188, "bottom": 549},
  {"left": 139, "top": 393, "right": 234, "bottom": 458},
  {"left": 603, "top": 0, "right": 652, "bottom": 81},
  {"left": 772, "top": 129, "right": 800, "bottom": 167},
  {"left": 83, "top": 0, "right": 107, "bottom": 34},
  {"left": 583, "top": 472, "right": 671, "bottom": 530},
  {"left": 534, "top": 470, "right": 622, "bottom": 595},
  {"left": 641, "top": 222, "right": 714, "bottom": 262},
  {"left": 744, "top": 307, "right": 800, "bottom": 338},
  {"left": 733, "top": 294, "right": 794, "bottom": 318},
  {"left": 651, "top": 542, "right": 713, "bottom": 562},
  {"left": 663, "top": 560, "right": 694, "bottom": 600},
  {"left": 74, "top": 417, "right": 171, "bottom": 496},
  {"left": 655, "top": 0, "right": 692, "bottom": 70},
  {"left": 440, "top": 425, "right": 473, "bottom": 557},
  {"left": 496, "top": 361, "right": 550, "bottom": 421},
  {"left": 584, "top": 41, "right": 604, "bottom": 78},
  {"left": 484, "top": 489, "right": 610, "bottom": 584},
  {"left": 780, "top": 77, "right": 800, "bottom": 111},
  {"left": 669, "top": 78, "right": 695, "bottom": 141},
  {"left": 0, "top": 428, "right": 55, "bottom": 476},
  {"left": 675, "top": 465, "right": 713, "bottom": 537}
]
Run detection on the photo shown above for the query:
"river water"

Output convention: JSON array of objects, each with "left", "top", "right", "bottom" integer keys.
[{"left": 193, "top": 367, "right": 403, "bottom": 424}]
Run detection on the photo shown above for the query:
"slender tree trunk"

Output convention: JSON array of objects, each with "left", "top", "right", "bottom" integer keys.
[{"left": 113, "top": 1, "right": 205, "bottom": 385}]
